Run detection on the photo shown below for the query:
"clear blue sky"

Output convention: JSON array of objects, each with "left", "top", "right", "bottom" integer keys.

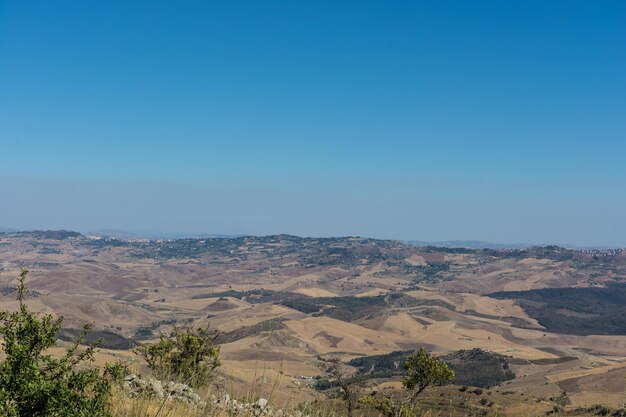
[{"left": 1, "top": 1, "right": 625, "bottom": 245}]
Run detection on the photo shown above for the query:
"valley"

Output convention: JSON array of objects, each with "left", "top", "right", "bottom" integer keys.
[{"left": 0, "top": 230, "right": 625, "bottom": 415}]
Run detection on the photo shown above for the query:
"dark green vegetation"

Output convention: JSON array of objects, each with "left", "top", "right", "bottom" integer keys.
[
  {"left": 215, "top": 318, "right": 287, "bottom": 344},
  {"left": 0, "top": 271, "right": 112, "bottom": 417},
  {"left": 287, "top": 295, "right": 390, "bottom": 321},
  {"left": 358, "top": 348, "right": 455, "bottom": 417},
  {"left": 439, "top": 349, "right": 515, "bottom": 388},
  {"left": 80, "top": 233, "right": 438, "bottom": 269},
  {"left": 0, "top": 286, "right": 41, "bottom": 298},
  {"left": 489, "top": 283, "right": 626, "bottom": 335},
  {"left": 137, "top": 234, "right": 414, "bottom": 266},
  {"left": 57, "top": 328, "right": 134, "bottom": 350},
  {"left": 132, "top": 318, "right": 179, "bottom": 341},
  {"left": 565, "top": 405, "right": 626, "bottom": 417},
  {"left": 349, "top": 348, "right": 514, "bottom": 388},
  {"left": 409, "top": 262, "right": 451, "bottom": 281},
  {"left": 134, "top": 325, "right": 221, "bottom": 387},
  {"left": 349, "top": 351, "right": 420, "bottom": 379},
  {"left": 193, "top": 289, "right": 454, "bottom": 322}
]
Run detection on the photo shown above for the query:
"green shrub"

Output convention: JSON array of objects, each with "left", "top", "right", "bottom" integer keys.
[
  {"left": 134, "top": 325, "right": 220, "bottom": 387},
  {"left": 359, "top": 347, "right": 455, "bottom": 417},
  {"left": 103, "top": 361, "right": 131, "bottom": 386},
  {"left": 0, "top": 270, "right": 111, "bottom": 417},
  {"left": 550, "top": 391, "right": 569, "bottom": 407},
  {"left": 317, "top": 358, "right": 361, "bottom": 417}
]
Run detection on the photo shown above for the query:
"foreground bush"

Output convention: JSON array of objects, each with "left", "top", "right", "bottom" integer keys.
[
  {"left": 0, "top": 270, "right": 112, "bottom": 416},
  {"left": 134, "top": 325, "right": 221, "bottom": 387}
]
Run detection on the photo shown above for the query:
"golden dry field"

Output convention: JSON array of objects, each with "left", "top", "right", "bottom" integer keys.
[{"left": 1, "top": 231, "right": 625, "bottom": 415}]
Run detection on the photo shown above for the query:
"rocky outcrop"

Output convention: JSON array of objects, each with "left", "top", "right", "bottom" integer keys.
[{"left": 122, "top": 374, "right": 314, "bottom": 417}]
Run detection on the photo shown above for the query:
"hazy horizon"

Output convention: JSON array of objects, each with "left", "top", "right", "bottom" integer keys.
[
  {"left": 1, "top": 217, "right": 624, "bottom": 249},
  {"left": 2, "top": 1, "right": 625, "bottom": 247}
]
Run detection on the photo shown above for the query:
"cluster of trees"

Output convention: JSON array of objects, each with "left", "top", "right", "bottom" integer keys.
[
  {"left": 489, "top": 284, "right": 626, "bottom": 335},
  {"left": 347, "top": 348, "right": 513, "bottom": 388},
  {"left": 318, "top": 349, "right": 455, "bottom": 417},
  {"left": 195, "top": 290, "right": 453, "bottom": 324}
]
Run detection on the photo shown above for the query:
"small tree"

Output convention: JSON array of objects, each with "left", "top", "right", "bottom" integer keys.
[
  {"left": 317, "top": 358, "right": 360, "bottom": 417},
  {"left": 360, "top": 348, "right": 455, "bottom": 417},
  {"left": 134, "top": 325, "right": 220, "bottom": 387},
  {"left": 0, "top": 270, "right": 111, "bottom": 416}
]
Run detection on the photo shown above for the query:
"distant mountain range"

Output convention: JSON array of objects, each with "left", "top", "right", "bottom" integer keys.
[{"left": 0, "top": 227, "right": 620, "bottom": 249}]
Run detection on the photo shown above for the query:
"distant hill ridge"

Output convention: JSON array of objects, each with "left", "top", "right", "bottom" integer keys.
[
  {"left": 0, "top": 229, "right": 83, "bottom": 240},
  {"left": 1, "top": 228, "right": 622, "bottom": 250}
]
